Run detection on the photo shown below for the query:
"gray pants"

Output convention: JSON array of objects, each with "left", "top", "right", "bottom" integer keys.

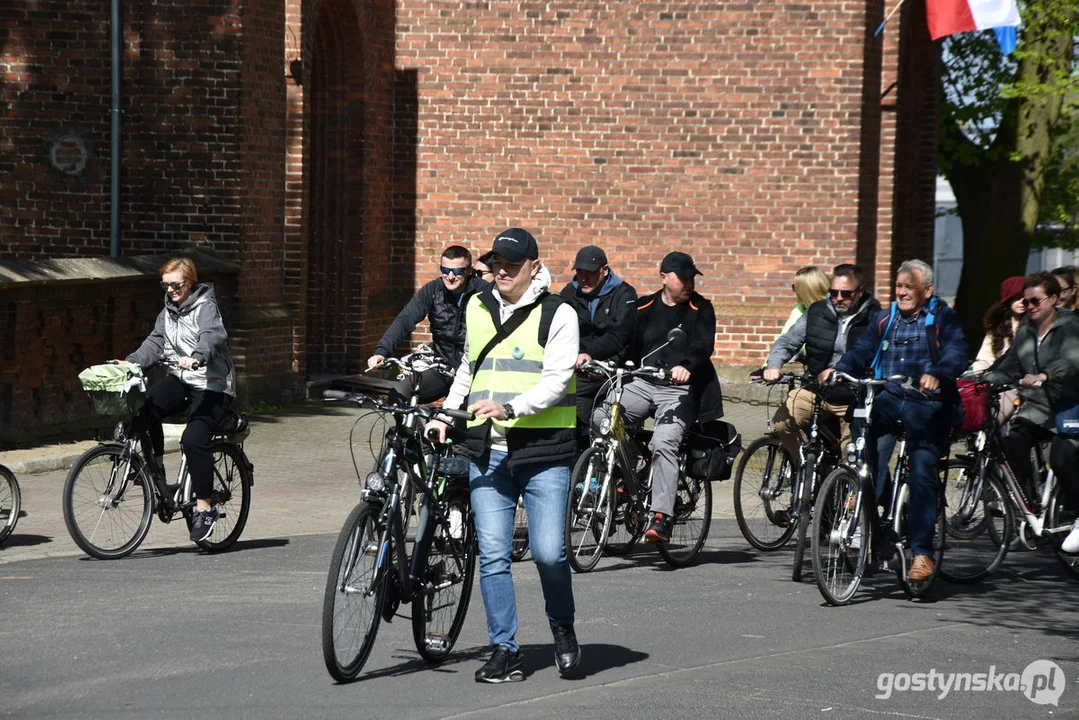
[{"left": 592, "top": 379, "right": 696, "bottom": 516}]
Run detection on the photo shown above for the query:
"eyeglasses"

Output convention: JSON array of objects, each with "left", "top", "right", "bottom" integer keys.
[
  {"left": 828, "top": 288, "right": 859, "bottom": 299},
  {"left": 160, "top": 281, "right": 187, "bottom": 292},
  {"left": 440, "top": 266, "right": 469, "bottom": 277},
  {"left": 1022, "top": 296, "right": 1052, "bottom": 308}
]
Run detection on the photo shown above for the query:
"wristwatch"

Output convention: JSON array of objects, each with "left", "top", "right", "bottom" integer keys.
[{"left": 502, "top": 403, "right": 516, "bottom": 420}]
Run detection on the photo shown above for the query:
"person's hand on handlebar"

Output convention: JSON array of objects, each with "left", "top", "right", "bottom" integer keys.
[
  {"left": 763, "top": 367, "right": 782, "bottom": 383},
  {"left": 424, "top": 419, "right": 449, "bottom": 443},
  {"left": 818, "top": 368, "right": 835, "bottom": 385},
  {"left": 918, "top": 374, "right": 939, "bottom": 393},
  {"left": 670, "top": 365, "right": 691, "bottom": 384},
  {"left": 177, "top": 356, "right": 200, "bottom": 370},
  {"left": 367, "top": 354, "right": 385, "bottom": 370},
  {"left": 1020, "top": 372, "right": 1047, "bottom": 389},
  {"left": 575, "top": 353, "right": 592, "bottom": 369}
]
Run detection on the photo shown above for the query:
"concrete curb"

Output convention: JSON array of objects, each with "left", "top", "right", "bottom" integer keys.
[{"left": 1, "top": 426, "right": 184, "bottom": 477}]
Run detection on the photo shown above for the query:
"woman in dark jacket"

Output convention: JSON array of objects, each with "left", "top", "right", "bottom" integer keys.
[{"left": 984, "top": 272, "right": 1079, "bottom": 552}]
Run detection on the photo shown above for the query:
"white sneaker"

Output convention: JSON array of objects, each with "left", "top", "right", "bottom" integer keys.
[{"left": 1061, "top": 520, "right": 1079, "bottom": 554}]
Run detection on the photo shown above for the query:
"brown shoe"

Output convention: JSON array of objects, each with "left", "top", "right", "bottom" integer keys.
[{"left": 908, "top": 554, "right": 934, "bottom": 583}]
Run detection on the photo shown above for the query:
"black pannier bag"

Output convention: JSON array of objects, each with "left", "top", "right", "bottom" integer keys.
[{"left": 685, "top": 420, "right": 742, "bottom": 482}]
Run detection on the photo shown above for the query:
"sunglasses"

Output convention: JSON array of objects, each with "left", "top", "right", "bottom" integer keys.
[
  {"left": 1022, "top": 295, "right": 1052, "bottom": 308},
  {"left": 828, "top": 288, "right": 859, "bottom": 299},
  {"left": 440, "top": 266, "right": 469, "bottom": 277},
  {"left": 160, "top": 281, "right": 187, "bottom": 292}
]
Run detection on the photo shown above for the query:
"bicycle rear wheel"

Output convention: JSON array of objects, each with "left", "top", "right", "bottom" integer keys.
[
  {"left": 63, "top": 444, "right": 154, "bottom": 559},
  {"left": 734, "top": 435, "right": 796, "bottom": 551},
  {"left": 510, "top": 497, "right": 529, "bottom": 561},
  {"left": 939, "top": 459, "right": 1011, "bottom": 584},
  {"left": 566, "top": 447, "right": 617, "bottom": 572},
  {"left": 412, "top": 487, "right": 477, "bottom": 663},
  {"left": 189, "top": 441, "right": 253, "bottom": 552},
  {"left": 811, "top": 467, "right": 867, "bottom": 606},
  {"left": 0, "top": 465, "right": 20, "bottom": 543},
  {"left": 791, "top": 453, "right": 818, "bottom": 582},
  {"left": 322, "top": 502, "right": 387, "bottom": 682},
  {"left": 894, "top": 482, "right": 945, "bottom": 599},
  {"left": 658, "top": 472, "right": 712, "bottom": 568}
]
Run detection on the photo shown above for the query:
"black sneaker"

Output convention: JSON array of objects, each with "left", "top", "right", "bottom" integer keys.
[
  {"left": 475, "top": 645, "right": 524, "bottom": 683},
  {"left": 644, "top": 512, "right": 673, "bottom": 544},
  {"left": 189, "top": 507, "right": 219, "bottom": 543},
  {"left": 551, "top": 623, "right": 582, "bottom": 677}
]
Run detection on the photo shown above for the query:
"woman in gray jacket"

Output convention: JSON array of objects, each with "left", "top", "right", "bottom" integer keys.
[{"left": 125, "top": 257, "right": 236, "bottom": 543}]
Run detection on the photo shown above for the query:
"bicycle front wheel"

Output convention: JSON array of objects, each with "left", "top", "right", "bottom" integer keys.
[
  {"left": 412, "top": 487, "right": 477, "bottom": 663},
  {"left": 0, "top": 465, "right": 20, "bottom": 543},
  {"left": 894, "top": 482, "right": 945, "bottom": 599},
  {"left": 658, "top": 472, "right": 712, "bottom": 568},
  {"left": 811, "top": 466, "right": 867, "bottom": 606},
  {"left": 791, "top": 453, "right": 818, "bottom": 582},
  {"left": 63, "top": 444, "right": 153, "bottom": 559},
  {"left": 322, "top": 502, "right": 387, "bottom": 682},
  {"left": 734, "top": 435, "right": 796, "bottom": 551},
  {"left": 939, "top": 459, "right": 1011, "bottom": 584},
  {"left": 566, "top": 447, "right": 618, "bottom": 572}
]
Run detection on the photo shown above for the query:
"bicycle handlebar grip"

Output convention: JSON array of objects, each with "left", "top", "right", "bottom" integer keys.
[
  {"left": 322, "top": 389, "right": 350, "bottom": 401},
  {"left": 425, "top": 427, "right": 442, "bottom": 441},
  {"left": 438, "top": 407, "right": 475, "bottom": 422}
]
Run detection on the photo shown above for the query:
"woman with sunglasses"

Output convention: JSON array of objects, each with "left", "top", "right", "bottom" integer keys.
[
  {"left": 367, "top": 245, "right": 488, "bottom": 404},
  {"left": 123, "top": 256, "right": 236, "bottom": 543},
  {"left": 984, "top": 272, "right": 1079, "bottom": 546},
  {"left": 1051, "top": 265, "right": 1078, "bottom": 312},
  {"left": 779, "top": 265, "right": 830, "bottom": 336}
]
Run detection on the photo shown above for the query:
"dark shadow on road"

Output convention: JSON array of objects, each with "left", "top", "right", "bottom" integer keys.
[
  {"left": 331, "top": 642, "right": 492, "bottom": 684},
  {"left": 76, "top": 536, "right": 292, "bottom": 561},
  {"left": 0, "top": 533, "right": 53, "bottom": 549},
  {"left": 518, "top": 642, "right": 648, "bottom": 680},
  {"left": 590, "top": 545, "right": 756, "bottom": 573}
]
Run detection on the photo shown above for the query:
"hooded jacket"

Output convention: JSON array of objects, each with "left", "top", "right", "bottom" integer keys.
[
  {"left": 127, "top": 282, "right": 236, "bottom": 396},
  {"left": 559, "top": 271, "right": 637, "bottom": 365}
]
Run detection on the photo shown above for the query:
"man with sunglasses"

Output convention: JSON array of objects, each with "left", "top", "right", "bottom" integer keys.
[
  {"left": 367, "top": 245, "right": 488, "bottom": 404},
  {"left": 834, "top": 259, "right": 968, "bottom": 584},
  {"left": 762, "top": 264, "right": 881, "bottom": 498}
]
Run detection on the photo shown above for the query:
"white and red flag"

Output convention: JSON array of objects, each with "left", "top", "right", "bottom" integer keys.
[{"left": 925, "top": 0, "right": 1021, "bottom": 41}]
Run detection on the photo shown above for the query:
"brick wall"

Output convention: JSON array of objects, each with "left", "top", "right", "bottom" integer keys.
[{"left": 392, "top": 1, "right": 903, "bottom": 363}]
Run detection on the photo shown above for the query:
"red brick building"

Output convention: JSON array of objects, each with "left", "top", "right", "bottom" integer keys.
[{"left": 0, "top": 0, "right": 937, "bottom": 442}]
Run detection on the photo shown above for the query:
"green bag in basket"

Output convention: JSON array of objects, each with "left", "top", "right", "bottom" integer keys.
[{"left": 78, "top": 364, "right": 147, "bottom": 417}]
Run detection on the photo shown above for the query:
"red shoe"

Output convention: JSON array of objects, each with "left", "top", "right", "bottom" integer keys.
[{"left": 644, "top": 512, "right": 672, "bottom": 544}]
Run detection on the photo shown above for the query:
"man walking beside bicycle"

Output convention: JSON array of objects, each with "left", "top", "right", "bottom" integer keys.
[
  {"left": 606, "top": 251, "right": 723, "bottom": 544},
  {"left": 367, "top": 245, "right": 488, "bottom": 404},
  {"left": 834, "top": 259, "right": 967, "bottom": 583},
  {"left": 559, "top": 244, "right": 637, "bottom": 449},
  {"left": 426, "top": 228, "right": 582, "bottom": 683},
  {"left": 763, "top": 264, "right": 881, "bottom": 502}
]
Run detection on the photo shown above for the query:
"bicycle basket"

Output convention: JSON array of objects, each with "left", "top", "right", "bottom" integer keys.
[
  {"left": 685, "top": 420, "right": 742, "bottom": 482},
  {"left": 78, "top": 364, "right": 146, "bottom": 417},
  {"left": 956, "top": 379, "right": 988, "bottom": 435}
]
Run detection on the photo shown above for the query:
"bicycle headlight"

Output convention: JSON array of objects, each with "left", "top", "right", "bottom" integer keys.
[
  {"left": 364, "top": 471, "right": 385, "bottom": 493},
  {"left": 598, "top": 417, "right": 612, "bottom": 436},
  {"left": 845, "top": 441, "right": 857, "bottom": 464}
]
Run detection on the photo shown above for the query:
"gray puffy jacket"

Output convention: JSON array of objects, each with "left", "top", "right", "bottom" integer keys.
[{"left": 127, "top": 282, "right": 236, "bottom": 397}]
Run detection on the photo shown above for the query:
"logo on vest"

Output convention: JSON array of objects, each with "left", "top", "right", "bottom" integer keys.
[{"left": 511, "top": 345, "right": 525, "bottom": 360}]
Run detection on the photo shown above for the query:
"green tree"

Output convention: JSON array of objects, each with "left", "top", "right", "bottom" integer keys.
[{"left": 939, "top": 1, "right": 1077, "bottom": 348}]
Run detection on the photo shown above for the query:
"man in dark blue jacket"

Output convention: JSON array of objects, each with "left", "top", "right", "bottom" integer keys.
[
  {"left": 833, "top": 259, "right": 968, "bottom": 583},
  {"left": 559, "top": 245, "right": 637, "bottom": 449}
]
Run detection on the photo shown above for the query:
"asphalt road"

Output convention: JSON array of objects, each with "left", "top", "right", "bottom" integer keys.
[{"left": 2, "top": 401, "right": 1077, "bottom": 719}]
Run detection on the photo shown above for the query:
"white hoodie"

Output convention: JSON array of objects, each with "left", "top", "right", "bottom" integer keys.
[{"left": 443, "top": 264, "right": 579, "bottom": 451}]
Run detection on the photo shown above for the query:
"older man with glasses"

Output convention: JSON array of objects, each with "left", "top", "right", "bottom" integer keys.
[
  {"left": 761, "top": 264, "right": 881, "bottom": 519},
  {"left": 368, "top": 245, "right": 488, "bottom": 404}
]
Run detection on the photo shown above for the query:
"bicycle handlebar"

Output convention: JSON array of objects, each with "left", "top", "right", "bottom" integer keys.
[
  {"left": 580, "top": 359, "right": 666, "bottom": 382},
  {"left": 367, "top": 347, "right": 451, "bottom": 375},
  {"left": 829, "top": 371, "right": 910, "bottom": 388},
  {"left": 322, "top": 389, "right": 475, "bottom": 422}
]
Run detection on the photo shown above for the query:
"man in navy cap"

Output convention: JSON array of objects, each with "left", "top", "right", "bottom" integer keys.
[
  {"left": 559, "top": 245, "right": 637, "bottom": 449},
  {"left": 594, "top": 251, "right": 723, "bottom": 543}
]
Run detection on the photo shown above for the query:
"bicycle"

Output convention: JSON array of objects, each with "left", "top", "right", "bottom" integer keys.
[
  {"left": 941, "top": 381, "right": 1078, "bottom": 582},
  {"left": 63, "top": 362, "right": 254, "bottom": 559},
  {"left": 0, "top": 464, "right": 20, "bottom": 544},
  {"left": 737, "top": 374, "right": 842, "bottom": 581},
  {"left": 565, "top": 354, "right": 739, "bottom": 571},
  {"left": 510, "top": 496, "right": 530, "bottom": 561},
  {"left": 320, "top": 389, "right": 477, "bottom": 682},
  {"left": 810, "top": 372, "right": 947, "bottom": 605}
]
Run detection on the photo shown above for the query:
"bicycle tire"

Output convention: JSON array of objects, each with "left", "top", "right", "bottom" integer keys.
[
  {"left": 658, "top": 472, "right": 712, "bottom": 568},
  {"left": 734, "top": 435, "right": 796, "bottom": 551},
  {"left": 412, "top": 486, "right": 477, "bottom": 663},
  {"left": 510, "top": 497, "right": 529, "bottom": 561},
  {"left": 1047, "top": 482, "right": 1079, "bottom": 581},
  {"left": 791, "top": 452, "right": 818, "bottom": 582},
  {"left": 939, "top": 459, "right": 1012, "bottom": 584},
  {"left": 62, "top": 444, "right": 154, "bottom": 560},
  {"left": 322, "top": 502, "right": 387, "bottom": 681},
  {"left": 566, "top": 447, "right": 617, "bottom": 572},
  {"left": 603, "top": 455, "right": 643, "bottom": 557},
  {"left": 0, "top": 465, "right": 20, "bottom": 543},
  {"left": 811, "top": 466, "right": 867, "bottom": 606},
  {"left": 893, "top": 482, "right": 945, "bottom": 599},
  {"left": 187, "top": 441, "right": 253, "bottom": 552}
]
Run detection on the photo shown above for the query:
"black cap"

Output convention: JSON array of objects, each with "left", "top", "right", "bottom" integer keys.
[
  {"left": 573, "top": 245, "right": 608, "bottom": 272},
  {"left": 491, "top": 228, "right": 539, "bottom": 262},
  {"left": 660, "top": 251, "right": 702, "bottom": 280}
]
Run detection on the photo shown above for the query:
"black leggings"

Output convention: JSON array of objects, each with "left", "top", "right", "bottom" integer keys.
[
  {"left": 1004, "top": 419, "right": 1079, "bottom": 511},
  {"left": 137, "top": 374, "right": 231, "bottom": 499}
]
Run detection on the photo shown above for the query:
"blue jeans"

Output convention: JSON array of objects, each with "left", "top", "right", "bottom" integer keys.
[
  {"left": 470, "top": 449, "right": 575, "bottom": 652},
  {"left": 867, "top": 388, "right": 951, "bottom": 557}
]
